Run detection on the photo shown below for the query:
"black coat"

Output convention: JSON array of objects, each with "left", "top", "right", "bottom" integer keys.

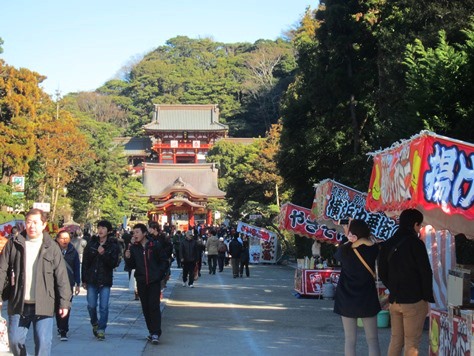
[
  {"left": 180, "top": 238, "right": 199, "bottom": 262},
  {"left": 241, "top": 241, "right": 250, "bottom": 263},
  {"left": 81, "top": 236, "right": 120, "bottom": 287},
  {"left": 333, "top": 239, "right": 381, "bottom": 318},
  {"left": 61, "top": 242, "right": 81, "bottom": 288},
  {"left": 378, "top": 227, "right": 434, "bottom": 304},
  {"left": 124, "top": 240, "right": 169, "bottom": 285},
  {"left": 228, "top": 238, "right": 242, "bottom": 259}
]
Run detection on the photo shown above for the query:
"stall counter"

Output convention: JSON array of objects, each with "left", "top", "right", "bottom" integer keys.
[
  {"left": 294, "top": 268, "right": 340, "bottom": 297},
  {"left": 429, "top": 308, "right": 474, "bottom": 355}
]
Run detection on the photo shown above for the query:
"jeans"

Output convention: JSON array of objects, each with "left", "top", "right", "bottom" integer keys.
[
  {"left": 207, "top": 255, "right": 217, "bottom": 273},
  {"left": 341, "top": 316, "right": 380, "bottom": 356},
  {"left": 388, "top": 300, "right": 428, "bottom": 356},
  {"left": 8, "top": 304, "right": 53, "bottom": 356},
  {"left": 86, "top": 284, "right": 111, "bottom": 332}
]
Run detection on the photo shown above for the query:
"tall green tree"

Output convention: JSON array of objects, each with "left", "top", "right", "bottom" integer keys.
[
  {"left": 403, "top": 27, "right": 474, "bottom": 141},
  {"left": 279, "top": 0, "right": 381, "bottom": 206},
  {"left": 375, "top": 0, "right": 474, "bottom": 142},
  {"left": 206, "top": 140, "right": 259, "bottom": 220}
]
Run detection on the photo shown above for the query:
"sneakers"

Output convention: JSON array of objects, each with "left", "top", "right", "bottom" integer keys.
[
  {"left": 92, "top": 324, "right": 98, "bottom": 337},
  {"left": 151, "top": 334, "right": 160, "bottom": 345},
  {"left": 96, "top": 331, "right": 105, "bottom": 341},
  {"left": 189, "top": 284, "right": 194, "bottom": 288},
  {"left": 182, "top": 282, "right": 187, "bottom": 287},
  {"left": 146, "top": 335, "right": 152, "bottom": 342},
  {"left": 60, "top": 332, "right": 68, "bottom": 341}
]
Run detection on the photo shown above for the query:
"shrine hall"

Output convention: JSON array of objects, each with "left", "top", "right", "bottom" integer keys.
[{"left": 115, "top": 104, "right": 231, "bottom": 228}]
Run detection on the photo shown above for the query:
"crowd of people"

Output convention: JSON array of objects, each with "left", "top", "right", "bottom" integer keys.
[
  {"left": 0, "top": 207, "right": 435, "bottom": 355},
  {"left": 0, "top": 212, "right": 253, "bottom": 355}
]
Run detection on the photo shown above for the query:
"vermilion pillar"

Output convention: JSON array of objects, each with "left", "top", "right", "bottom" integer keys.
[
  {"left": 188, "top": 207, "right": 195, "bottom": 227},
  {"left": 206, "top": 209, "right": 212, "bottom": 226}
]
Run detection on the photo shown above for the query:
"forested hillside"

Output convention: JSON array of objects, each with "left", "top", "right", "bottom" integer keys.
[
  {"left": 1, "top": 0, "right": 474, "bottom": 233},
  {"left": 97, "top": 36, "right": 297, "bottom": 137}
]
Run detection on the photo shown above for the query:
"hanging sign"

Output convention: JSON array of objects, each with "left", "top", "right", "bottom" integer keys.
[
  {"left": 366, "top": 131, "right": 474, "bottom": 237},
  {"left": 278, "top": 203, "right": 345, "bottom": 245},
  {"left": 236, "top": 222, "right": 277, "bottom": 263},
  {"left": 311, "top": 179, "right": 398, "bottom": 241}
]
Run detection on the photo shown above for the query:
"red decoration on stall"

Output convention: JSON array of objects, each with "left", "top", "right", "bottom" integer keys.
[{"left": 366, "top": 131, "right": 474, "bottom": 237}]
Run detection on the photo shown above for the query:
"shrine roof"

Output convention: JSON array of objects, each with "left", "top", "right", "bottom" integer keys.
[
  {"left": 143, "top": 163, "right": 226, "bottom": 198},
  {"left": 112, "top": 137, "right": 152, "bottom": 156},
  {"left": 143, "top": 104, "right": 228, "bottom": 132}
]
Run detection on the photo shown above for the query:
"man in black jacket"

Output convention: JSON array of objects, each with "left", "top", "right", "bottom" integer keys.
[
  {"left": 180, "top": 230, "right": 199, "bottom": 287},
  {"left": 81, "top": 220, "right": 120, "bottom": 341},
  {"left": 125, "top": 223, "right": 169, "bottom": 345},
  {"left": 378, "top": 208, "right": 434, "bottom": 356},
  {"left": 228, "top": 235, "right": 243, "bottom": 278}
]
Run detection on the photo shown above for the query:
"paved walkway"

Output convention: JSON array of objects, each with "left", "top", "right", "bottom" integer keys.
[
  {"left": 0, "top": 261, "right": 430, "bottom": 355},
  {"left": 0, "top": 261, "right": 179, "bottom": 355}
]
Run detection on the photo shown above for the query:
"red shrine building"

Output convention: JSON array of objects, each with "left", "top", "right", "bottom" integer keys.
[{"left": 117, "top": 104, "right": 228, "bottom": 229}]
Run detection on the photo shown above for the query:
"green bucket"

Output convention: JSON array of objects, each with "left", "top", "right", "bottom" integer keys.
[
  {"left": 357, "top": 311, "right": 390, "bottom": 328},
  {"left": 377, "top": 310, "right": 390, "bottom": 328}
]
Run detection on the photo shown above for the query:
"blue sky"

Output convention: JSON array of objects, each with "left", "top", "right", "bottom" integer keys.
[{"left": 1, "top": 0, "right": 315, "bottom": 96}]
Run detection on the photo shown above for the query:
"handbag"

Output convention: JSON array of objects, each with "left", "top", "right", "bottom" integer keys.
[{"left": 353, "top": 248, "right": 376, "bottom": 279}]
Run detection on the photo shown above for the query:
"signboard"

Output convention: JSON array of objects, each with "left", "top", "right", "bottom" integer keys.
[
  {"left": 236, "top": 222, "right": 278, "bottom": 263},
  {"left": 311, "top": 179, "right": 398, "bottom": 241},
  {"left": 429, "top": 309, "right": 473, "bottom": 355},
  {"left": 237, "top": 221, "right": 275, "bottom": 241},
  {"left": 366, "top": 131, "right": 474, "bottom": 237},
  {"left": 278, "top": 203, "right": 346, "bottom": 245},
  {"left": 192, "top": 140, "right": 200, "bottom": 148},
  {"left": 0, "top": 220, "right": 25, "bottom": 238},
  {"left": 170, "top": 140, "right": 178, "bottom": 148},
  {"left": 294, "top": 269, "right": 340, "bottom": 296},
  {"left": 11, "top": 176, "right": 25, "bottom": 192},
  {"left": 33, "top": 202, "right": 51, "bottom": 212}
]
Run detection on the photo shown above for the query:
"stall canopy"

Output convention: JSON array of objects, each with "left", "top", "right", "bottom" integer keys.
[
  {"left": 278, "top": 203, "right": 345, "bottom": 245},
  {"left": 366, "top": 130, "right": 474, "bottom": 238},
  {"left": 311, "top": 179, "right": 397, "bottom": 241},
  {"left": 237, "top": 221, "right": 278, "bottom": 264}
]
